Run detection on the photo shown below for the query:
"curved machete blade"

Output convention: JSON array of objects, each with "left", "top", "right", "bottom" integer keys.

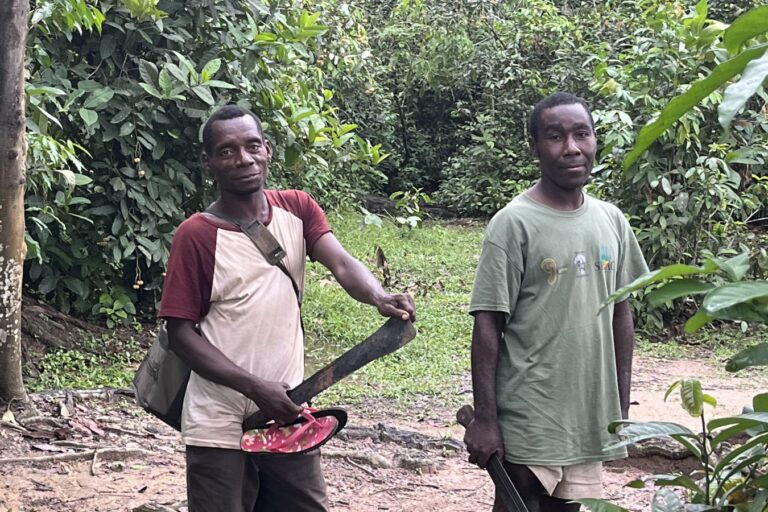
[{"left": 243, "top": 318, "right": 416, "bottom": 432}]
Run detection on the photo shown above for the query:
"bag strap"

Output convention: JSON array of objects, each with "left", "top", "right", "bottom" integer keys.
[{"left": 203, "top": 209, "right": 302, "bottom": 305}]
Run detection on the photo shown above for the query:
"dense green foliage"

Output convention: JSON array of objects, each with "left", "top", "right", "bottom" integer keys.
[
  {"left": 25, "top": 0, "right": 386, "bottom": 316},
  {"left": 22, "top": 0, "right": 768, "bottom": 331}
]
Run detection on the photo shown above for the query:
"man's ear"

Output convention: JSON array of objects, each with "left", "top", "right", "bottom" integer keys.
[
  {"left": 200, "top": 151, "right": 210, "bottom": 172},
  {"left": 265, "top": 138, "right": 273, "bottom": 160}
]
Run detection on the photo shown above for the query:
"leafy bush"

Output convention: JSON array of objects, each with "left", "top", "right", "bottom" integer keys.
[{"left": 24, "top": 0, "right": 387, "bottom": 318}]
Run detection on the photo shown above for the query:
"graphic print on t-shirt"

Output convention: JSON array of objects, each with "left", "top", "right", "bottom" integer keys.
[
  {"left": 573, "top": 252, "right": 587, "bottom": 277},
  {"left": 595, "top": 244, "right": 615, "bottom": 271}
]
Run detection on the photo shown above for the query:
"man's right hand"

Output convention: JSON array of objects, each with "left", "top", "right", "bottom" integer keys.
[
  {"left": 246, "top": 379, "right": 303, "bottom": 425},
  {"left": 464, "top": 416, "right": 505, "bottom": 468}
]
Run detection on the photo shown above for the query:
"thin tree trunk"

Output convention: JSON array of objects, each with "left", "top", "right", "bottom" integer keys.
[{"left": 0, "top": 0, "right": 30, "bottom": 403}]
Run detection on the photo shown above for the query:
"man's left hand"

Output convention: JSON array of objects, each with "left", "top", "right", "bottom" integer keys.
[{"left": 373, "top": 293, "right": 415, "bottom": 322}]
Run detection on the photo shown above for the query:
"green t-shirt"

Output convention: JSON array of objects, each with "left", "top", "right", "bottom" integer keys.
[{"left": 470, "top": 191, "right": 648, "bottom": 465}]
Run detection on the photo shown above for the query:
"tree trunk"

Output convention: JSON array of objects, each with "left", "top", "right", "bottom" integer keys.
[{"left": 0, "top": 0, "right": 30, "bottom": 403}]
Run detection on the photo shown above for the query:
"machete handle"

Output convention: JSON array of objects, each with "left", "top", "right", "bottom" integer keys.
[
  {"left": 456, "top": 404, "right": 530, "bottom": 512},
  {"left": 456, "top": 404, "right": 474, "bottom": 428}
]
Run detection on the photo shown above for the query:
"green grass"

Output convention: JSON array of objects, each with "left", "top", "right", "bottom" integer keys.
[{"left": 303, "top": 214, "right": 483, "bottom": 408}]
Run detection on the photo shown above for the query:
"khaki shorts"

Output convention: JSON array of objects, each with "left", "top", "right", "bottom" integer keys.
[{"left": 527, "top": 462, "right": 603, "bottom": 499}]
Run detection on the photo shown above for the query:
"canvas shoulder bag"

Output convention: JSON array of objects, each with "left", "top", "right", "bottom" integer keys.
[{"left": 133, "top": 209, "right": 301, "bottom": 431}]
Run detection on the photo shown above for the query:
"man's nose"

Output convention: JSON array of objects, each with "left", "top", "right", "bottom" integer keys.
[
  {"left": 564, "top": 135, "right": 581, "bottom": 154},
  {"left": 235, "top": 147, "right": 255, "bottom": 165}
]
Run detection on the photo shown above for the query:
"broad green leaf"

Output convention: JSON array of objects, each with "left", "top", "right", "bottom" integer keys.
[
  {"left": 201, "top": 58, "right": 222, "bottom": 81},
  {"left": 572, "top": 499, "right": 629, "bottom": 512},
  {"left": 754, "top": 393, "right": 768, "bottom": 412},
  {"left": 55, "top": 169, "right": 76, "bottom": 187},
  {"left": 723, "top": 6, "right": 768, "bottom": 54},
  {"left": 158, "top": 68, "right": 174, "bottom": 93},
  {"left": 719, "top": 50, "right": 768, "bottom": 128},
  {"left": 684, "top": 310, "right": 713, "bottom": 333},
  {"left": 73, "top": 174, "right": 92, "bottom": 186},
  {"left": 140, "top": 82, "right": 163, "bottom": 98},
  {"left": 647, "top": 279, "right": 714, "bottom": 306},
  {"left": 138, "top": 59, "right": 159, "bottom": 86},
  {"left": 623, "top": 43, "right": 768, "bottom": 170},
  {"left": 661, "top": 177, "right": 672, "bottom": 195},
  {"left": 679, "top": 379, "right": 704, "bottom": 417},
  {"left": 664, "top": 380, "right": 682, "bottom": 402},
  {"left": 653, "top": 474, "right": 701, "bottom": 493},
  {"left": 708, "top": 412, "right": 768, "bottom": 433},
  {"left": 83, "top": 87, "right": 114, "bottom": 109},
  {"left": 205, "top": 80, "right": 237, "bottom": 89},
  {"left": 79, "top": 108, "right": 98, "bottom": 126},
  {"left": 711, "top": 251, "right": 751, "bottom": 281},
  {"left": 726, "top": 342, "right": 768, "bottom": 372},
  {"left": 606, "top": 421, "right": 696, "bottom": 450},
  {"left": 600, "top": 264, "right": 706, "bottom": 310},
  {"left": 192, "top": 85, "right": 215, "bottom": 105},
  {"left": 703, "top": 281, "right": 768, "bottom": 313},
  {"left": 713, "top": 432, "right": 768, "bottom": 474}
]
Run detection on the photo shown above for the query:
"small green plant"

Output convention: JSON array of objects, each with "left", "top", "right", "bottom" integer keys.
[
  {"left": 576, "top": 380, "right": 768, "bottom": 511},
  {"left": 388, "top": 187, "right": 431, "bottom": 229},
  {"left": 95, "top": 287, "right": 137, "bottom": 328}
]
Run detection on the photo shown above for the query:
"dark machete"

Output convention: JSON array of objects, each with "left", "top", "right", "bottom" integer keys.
[
  {"left": 243, "top": 317, "right": 417, "bottom": 432},
  {"left": 456, "top": 405, "right": 529, "bottom": 512}
]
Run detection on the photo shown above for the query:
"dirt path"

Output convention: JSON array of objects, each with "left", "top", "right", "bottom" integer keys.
[{"left": 1, "top": 355, "right": 765, "bottom": 512}]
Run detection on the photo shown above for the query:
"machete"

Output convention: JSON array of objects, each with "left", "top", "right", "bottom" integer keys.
[
  {"left": 456, "top": 405, "right": 529, "bottom": 512},
  {"left": 242, "top": 317, "right": 417, "bottom": 432}
]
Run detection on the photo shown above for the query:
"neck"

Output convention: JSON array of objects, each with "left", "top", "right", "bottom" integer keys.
[
  {"left": 528, "top": 180, "right": 584, "bottom": 211},
  {"left": 211, "top": 188, "right": 270, "bottom": 223}
]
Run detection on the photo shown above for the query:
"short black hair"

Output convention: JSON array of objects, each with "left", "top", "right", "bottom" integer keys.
[
  {"left": 528, "top": 92, "right": 594, "bottom": 141},
  {"left": 201, "top": 105, "right": 264, "bottom": 154}
]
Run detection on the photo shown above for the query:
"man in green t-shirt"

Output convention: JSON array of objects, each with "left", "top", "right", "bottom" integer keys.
[{"left": 464, "top": 92, "right": 648, "bottom": 511}]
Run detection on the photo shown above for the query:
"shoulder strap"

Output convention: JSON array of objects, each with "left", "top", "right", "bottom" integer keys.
[{"left": 203, "top": 209, "right": 302, "bottom": 305}]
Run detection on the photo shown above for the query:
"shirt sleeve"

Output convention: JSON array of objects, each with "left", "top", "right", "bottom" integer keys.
[
  {"left": 267, "top": 190, "right": 331, "bottom": 259},
  {"left": 469, "top": 215, "right": 523, "bottom": 317},
  {"left": 157, "top": 215, "right": 216, "bottom": 322},
  {"left": 615, "top": 215, "right": 650, "bottom": 295}
]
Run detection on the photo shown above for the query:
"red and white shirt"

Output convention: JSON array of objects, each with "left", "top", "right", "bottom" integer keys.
[{"left": 159, "top": 190, "right": 331, "bottom": 448}]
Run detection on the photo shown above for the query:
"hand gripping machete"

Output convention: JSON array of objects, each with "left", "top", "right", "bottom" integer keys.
[
  {"left": 243, "top": 317, "right": 417, "bottom": 432},
  {"left": 457, "top": 405, "right": 529, "bottom": 512}
]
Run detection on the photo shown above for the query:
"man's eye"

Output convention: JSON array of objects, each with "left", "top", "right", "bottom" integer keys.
[
  {"left": 576, "top": 131, "right": 591, "bottom": 139},
  {"left": 248, "top": 144, "right": 263, "bottom": 152},
  {"left": 220, "top": 149, "right": 233, "bottom": 157},
  {"left": 548, "top": 134, "right": 562, "bottom": 141}
]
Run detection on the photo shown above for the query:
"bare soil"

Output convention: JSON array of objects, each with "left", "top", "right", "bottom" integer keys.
[{"left": 1, "top": 355, "right": 765, "bottom": 512}]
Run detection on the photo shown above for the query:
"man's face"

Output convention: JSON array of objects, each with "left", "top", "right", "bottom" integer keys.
[
  {"left": 530, "top": 103, "right": 597, "bottom": 191},
  {"left": 201, "top": 115, "right": 273, "bottom": 195}
]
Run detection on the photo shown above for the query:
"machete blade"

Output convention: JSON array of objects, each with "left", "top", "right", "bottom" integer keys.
[{"left": 243, "top": 317, "right": 416, "bottom": 431}]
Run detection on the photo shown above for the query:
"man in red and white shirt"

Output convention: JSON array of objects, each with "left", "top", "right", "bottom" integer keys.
[{"left": 159, "top": 105, "right": 415, "bottom": 512}]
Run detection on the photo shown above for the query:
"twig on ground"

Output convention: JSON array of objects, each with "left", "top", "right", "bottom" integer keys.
[
  {"left": 18, "top": 416, "right": 66, "bottom": 428},
  {"left": 102, "top": 425, "right": 152, "bottom": 437},
  {"left": 344, "top": 456, "right": 377, "bottom": 477},
  {"left": 91, "top": 448, "right": 101, "bottom": 476},
  {"left": 0, "top": 420, "right": 28, "bottom": 433},
  {"left": 0, "top": 447, "right": 153, "bottom": 465},
  {"left": 32, "top": 388, "right": 134, "bottom": 401}
]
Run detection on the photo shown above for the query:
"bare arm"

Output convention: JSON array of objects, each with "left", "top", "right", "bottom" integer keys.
[
  {"left": 311, "top": 233, "right": 415, "bottom": 321},
  {"left": 464, "top": 311, "right": 506, "bottom": 468},
  {"left": 165, "top": 318, "right": 301, "bottom": 424},
  {"left": 612, "top": 300, "right": 634, "bottom": 420}
]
